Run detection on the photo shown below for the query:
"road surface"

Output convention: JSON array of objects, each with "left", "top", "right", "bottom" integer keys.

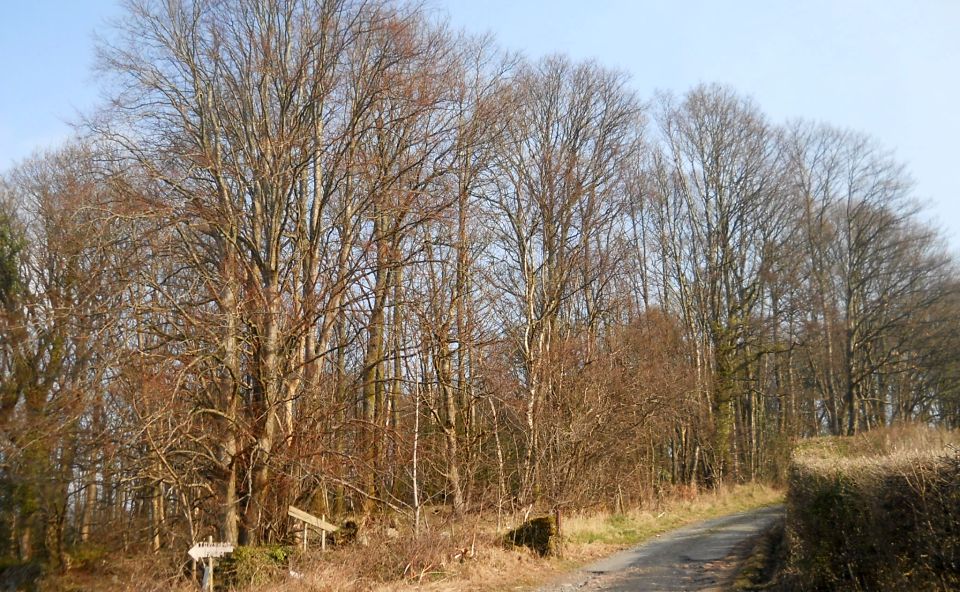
[{"left": 540, "top": 505, "right": 784, "bottom": 592}]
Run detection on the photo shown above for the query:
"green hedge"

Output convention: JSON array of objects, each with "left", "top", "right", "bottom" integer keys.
[
  {"left": 216, "top": 545, "right": 291, "bottom": 588},
  {"left": 786, "top": 449, "right": 960, "bottom": 591}
]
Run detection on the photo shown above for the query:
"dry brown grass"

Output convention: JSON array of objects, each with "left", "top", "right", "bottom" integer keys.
[
  {"left": 792, "top": 422, "right": 959, "bottom": 462},
  {"left": 247, "top": 482, "right": 782, "bottom": 592},
  {"left": 40, "top": 552, "right": 196, "bottom": 592},
  {"left": 559, "top": 482, "right": 782, "bottom": 562},
  {"left": 37, "top": 483, "right": 782, "bottom": 592},
  {"left": 257, "top": 541, "right": 555, "bottom": 592}
]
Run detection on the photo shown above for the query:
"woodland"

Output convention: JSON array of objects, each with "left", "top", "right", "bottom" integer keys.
[{"left": 0, "top": 0, "right": 958, "bottom": 571}]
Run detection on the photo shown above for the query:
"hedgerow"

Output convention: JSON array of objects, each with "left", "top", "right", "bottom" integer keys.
[{"left": 785, "top": 428, "right": 960, "bottom": 591}]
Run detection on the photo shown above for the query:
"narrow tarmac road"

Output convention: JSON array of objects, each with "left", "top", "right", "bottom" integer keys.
[{"left": 540, "top": 505, "right": 784, "bottom": 592}]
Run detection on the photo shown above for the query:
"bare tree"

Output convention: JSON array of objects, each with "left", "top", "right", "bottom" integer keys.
[
  {"left": 483, "top": 55, "right": 642, "bottom": 504},
  {"left": 648, "top": 85, "right": 786, "bottom": 482},
  {"left": 784, "top": 122, "right": 953, "bottom": 435}
]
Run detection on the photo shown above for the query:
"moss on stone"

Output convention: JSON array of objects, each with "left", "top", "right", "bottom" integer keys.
[{"left": 505, "top": 515, "right": 561, "bottom": 557}]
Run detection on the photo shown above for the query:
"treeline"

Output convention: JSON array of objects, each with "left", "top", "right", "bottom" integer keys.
[{"left": 1, "top": 0, "right": 958, "bottom": 568}]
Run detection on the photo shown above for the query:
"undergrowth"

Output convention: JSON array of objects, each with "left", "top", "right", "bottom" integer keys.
[{"left": 32, "top": 483, "right": 783, "bottom": 592}]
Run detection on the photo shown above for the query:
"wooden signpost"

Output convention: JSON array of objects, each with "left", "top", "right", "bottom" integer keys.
[
  {"left": 288, "top": 505, "right": 338, "bottom": 551},
  {"left": 188, "top": 536, "right": 234, "bottom": 591}
]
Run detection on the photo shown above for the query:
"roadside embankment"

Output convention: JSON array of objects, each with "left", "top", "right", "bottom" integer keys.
[{"left": 782, "top": 426, "right": 960, "bottom": 591}]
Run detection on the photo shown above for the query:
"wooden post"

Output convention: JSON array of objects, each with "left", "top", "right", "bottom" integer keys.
[
  {"left": 321, "top": 515, "right": 327, "bottom": 551},
  {"left": 206, "top": 536, "right": 214, "bottom": 592},
  {"left": 554, "top": 508, "right": 563, "bottom": 558},
  {"left": 188, "top": 539, "right": 233, "bottom": 591}
]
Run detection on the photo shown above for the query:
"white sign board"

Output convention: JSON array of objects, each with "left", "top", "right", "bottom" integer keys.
[
  {"left": 288, "top": 505, "right": 339, "bottom": 532},
  {"left": 188, "top": 541, "right": 234, "bottom": 561}
]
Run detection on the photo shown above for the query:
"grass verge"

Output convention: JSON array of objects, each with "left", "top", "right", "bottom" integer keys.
[
  {"left": 271, "top": 482, "right": 783, "bottom": 592},
  {"left": 39, "top": 483, "right": 783, "bottom": 592},
  {"left": 731, "top": 522, "right": 785, "bottom": 591},
  {"left": 563, "top": 482, "right": 782, "bottom": 551}
]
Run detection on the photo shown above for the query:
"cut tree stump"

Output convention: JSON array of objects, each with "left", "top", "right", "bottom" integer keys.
[{"left": 506, "top": 514, "right": 561, "bottom": 557}]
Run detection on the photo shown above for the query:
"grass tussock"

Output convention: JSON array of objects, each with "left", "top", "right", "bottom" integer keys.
[{"left": 784, "top": 424, "right": 960, "bottom": 591}]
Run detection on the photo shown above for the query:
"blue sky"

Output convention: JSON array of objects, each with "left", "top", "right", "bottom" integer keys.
[{"left": 2, "top": 0, "right": 958, "bottom": 249}]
